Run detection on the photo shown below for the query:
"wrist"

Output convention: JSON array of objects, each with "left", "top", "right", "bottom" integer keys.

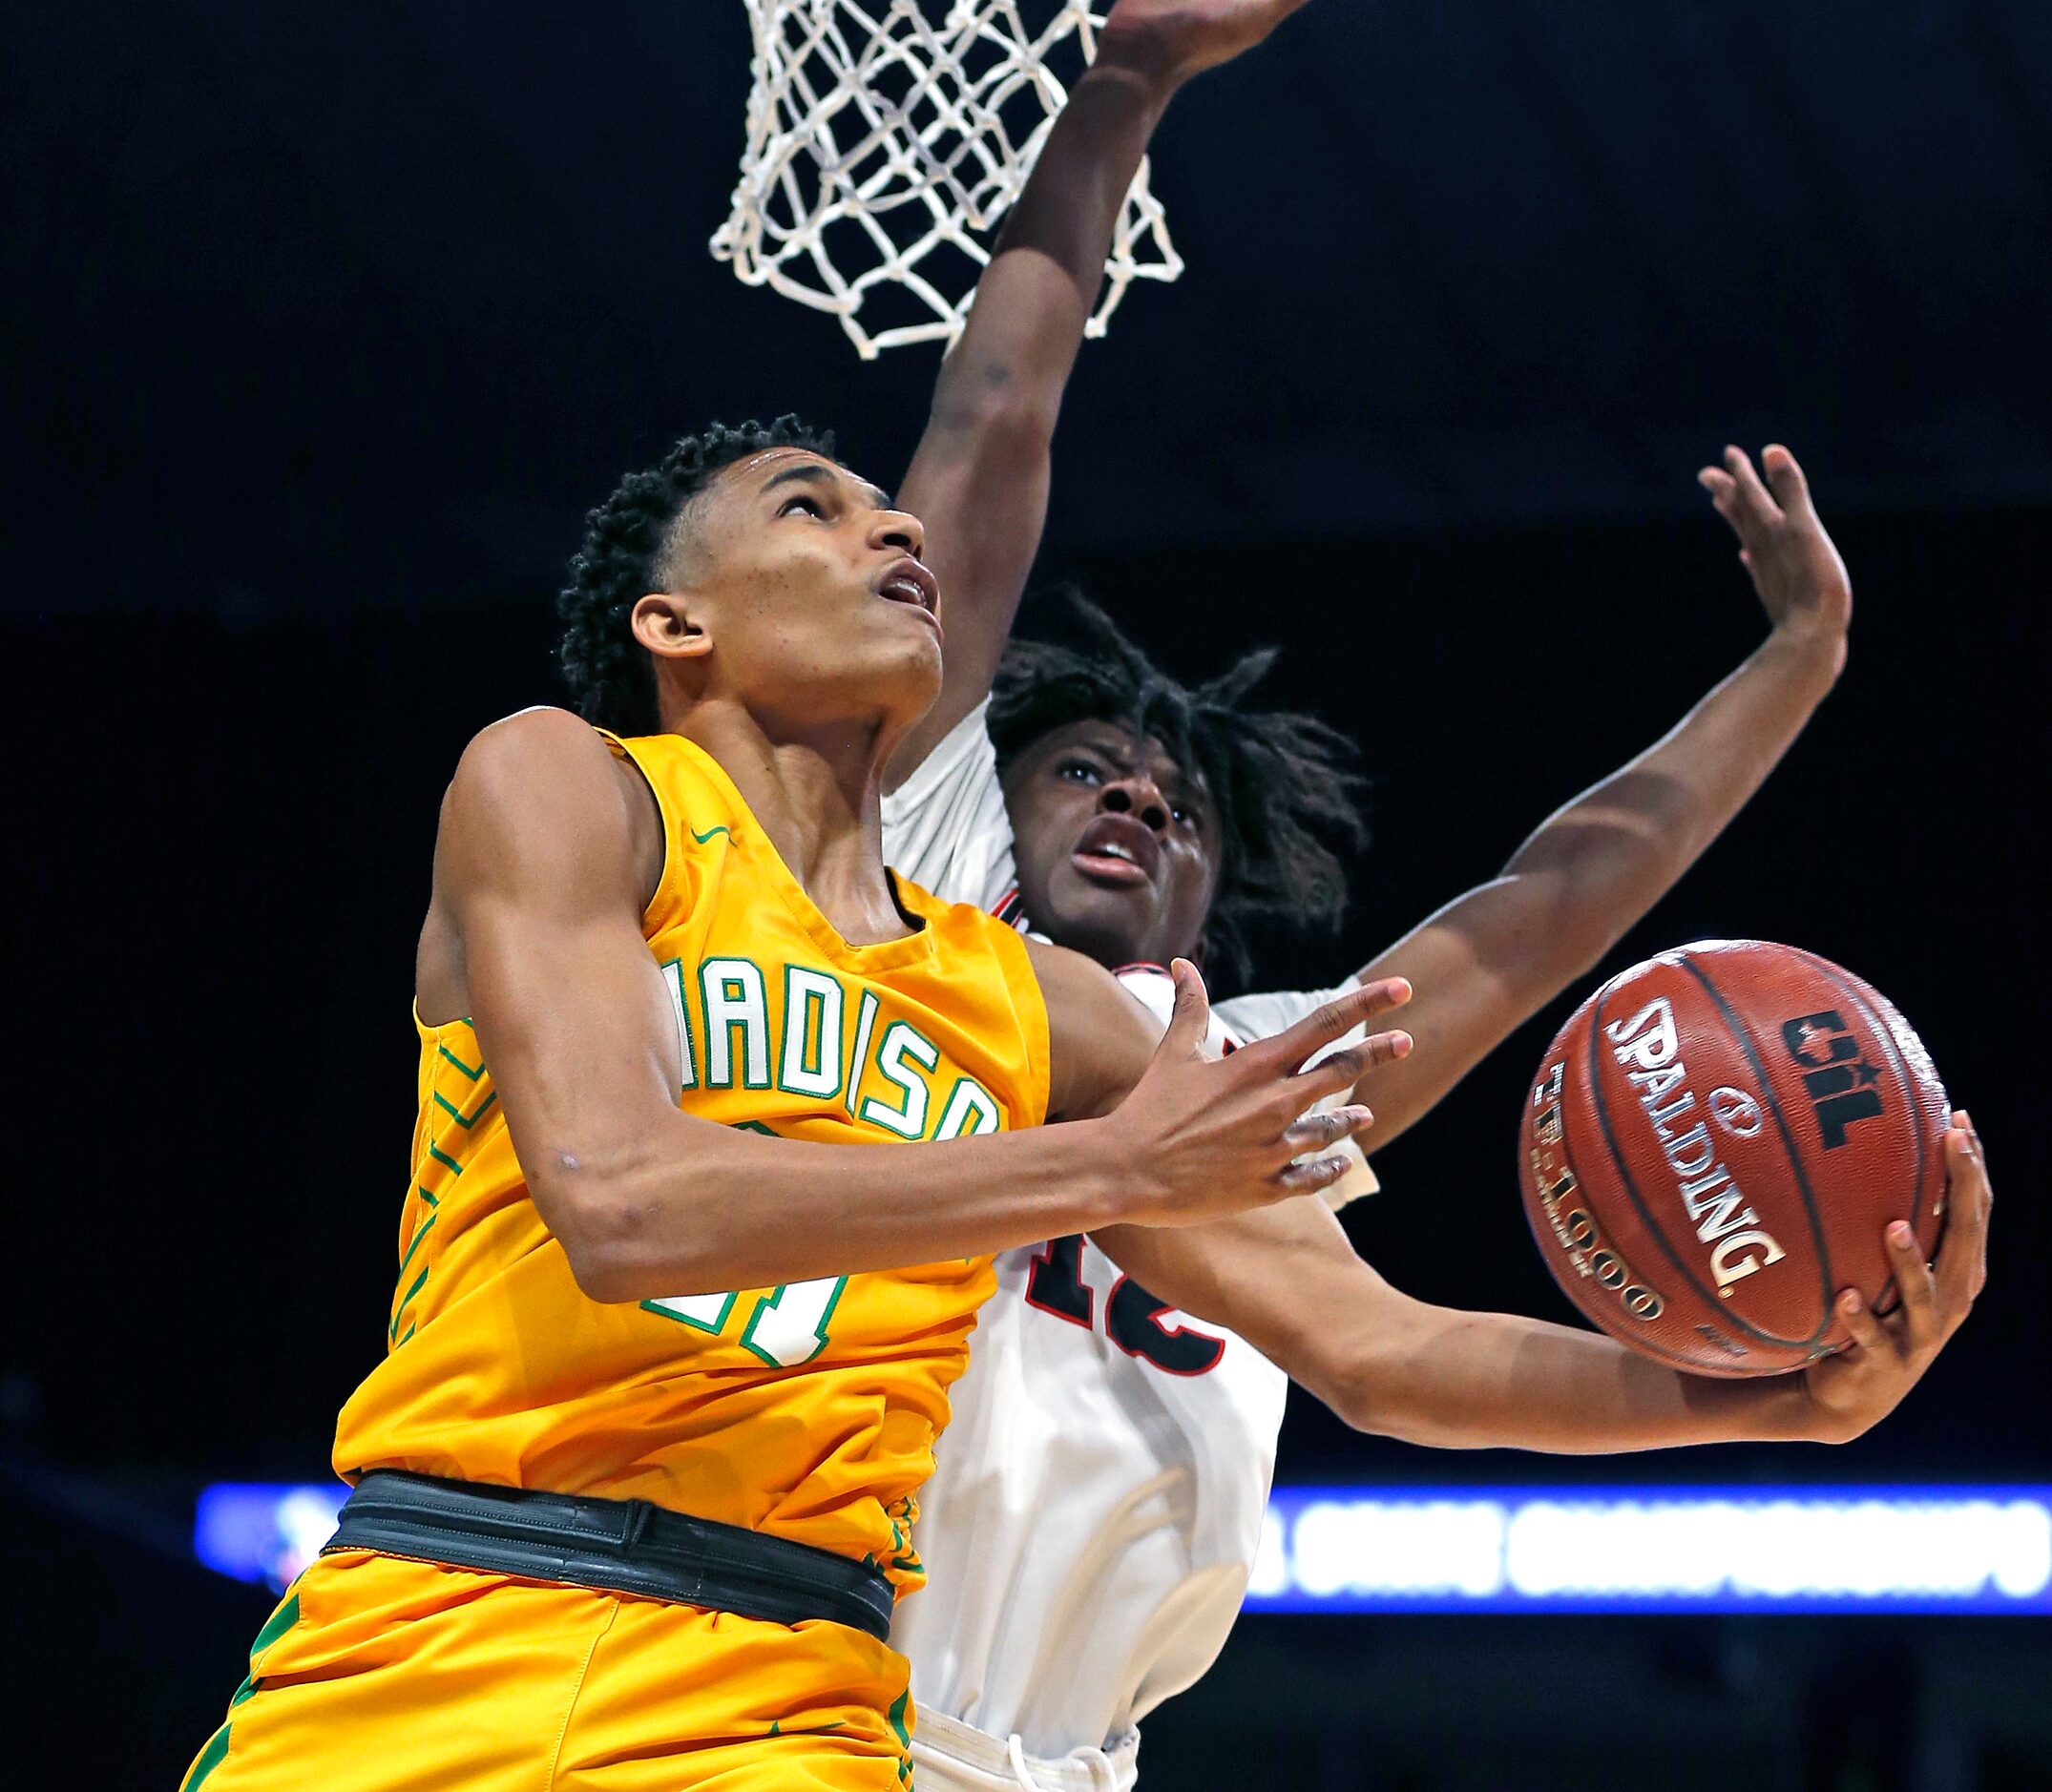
[
  {"left": 1763, "top": 616, "right": 1850, "bottom": 686},
  {"left": 1048, "top": 1115, "right": 1142, "bottom": 1232},
  {"left": 1084, "top": 31, "right": 1189, "bottom": 111},
  {"left": 1757, "top": 1377, "right": 1846, "bottom": 1445}
]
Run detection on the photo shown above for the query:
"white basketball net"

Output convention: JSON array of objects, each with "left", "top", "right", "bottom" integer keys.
[{"left": 713, "top": 1, "right": 1183, "bottom": 358}]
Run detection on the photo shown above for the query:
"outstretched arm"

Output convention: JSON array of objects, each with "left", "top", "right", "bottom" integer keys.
[
  {"left": 1336, "top": 445, "right": 1854, "bottom": 1152},
  {"left": 889, "top": 0, "right": 1313, "bottom": 781},
  {"left": 1096, "top": 1112, "right": 1990, "bottom": 1451},
  {"left": 429, "top": 711, "right": 1390, "bottom": 1299}
]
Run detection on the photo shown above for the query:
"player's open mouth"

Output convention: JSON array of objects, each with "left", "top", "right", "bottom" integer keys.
[
  {"left": 1071, "top": 813, "right": 1158, "bottom": 886},
  {"left": 875, "top": 557, "right": 940, "bottom": 624}
]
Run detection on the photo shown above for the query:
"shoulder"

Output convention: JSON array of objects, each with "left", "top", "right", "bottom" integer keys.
[
  {"left": 455, "top": 701, "right": 632, "bottom": 808},
  {"left": 1023, "top": 937, "right": 1163, "bottom": 1120},
  {"left": 440, "top": 707, "right": 660, "bottom": 904}
]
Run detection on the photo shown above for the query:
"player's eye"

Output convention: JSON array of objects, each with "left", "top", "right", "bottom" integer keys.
[
  {"left": 1057, "top": 759, "right": 1101, "bottom": 784},
  {"left": 779, "top": 494, "right": 826, "bottom": 518}
]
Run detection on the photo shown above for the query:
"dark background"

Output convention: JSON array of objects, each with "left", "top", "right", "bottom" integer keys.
[{"left": 5, "top": 2, "right": 2047, "bottom": 1786}]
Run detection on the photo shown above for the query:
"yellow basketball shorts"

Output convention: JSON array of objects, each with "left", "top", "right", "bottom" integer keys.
[{"left": 178, "top": 1549, "right": 914, "bottom": 1792}]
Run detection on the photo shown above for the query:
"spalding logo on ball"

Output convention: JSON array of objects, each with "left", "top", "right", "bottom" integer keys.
[{"left": 1518, "top": 940, "right": 1950, "bottom": 1377}]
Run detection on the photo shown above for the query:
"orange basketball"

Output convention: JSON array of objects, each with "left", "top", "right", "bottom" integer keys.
[{"left": 1518, "top": 941, "right": 1951, "bottom": 1377}]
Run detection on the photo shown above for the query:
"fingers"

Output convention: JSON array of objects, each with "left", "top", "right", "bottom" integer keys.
[
  {"left": 1887, "top": 1218, "right": 1942, "bottom": 1350},
  {"left": 1269, "top": 1034, "right": 1396, "bottom": 1114},
  {"left": 1759, "top": 443, "right": 1814, "bottom": 518},
  {"left": 1349, "top": 1025, "right": 1413, "bottom": 1073},
  {"left": 1159, "top": 956, "right": 1211, "bottom": 1064},
  {"left": 1259, "top": 976, "right": 1412, "bottom": 1074},
  {"left": 1697, "top": 465, "right": 1751, "bottom": 556},
  {"left": 1349, "top": 975, "right": 1413, "bottom": 1022},
  {"left": 1273, "top": 1151, "right": 1357, "bottom": 1198},
  {"left": 1287, "top": 1025, "right": 1413, "bottom": 1100},
  {"left": 1722, "top": 445, "right": 1786, "bottom": 529},
  {"left": 1698, "top": 445, "right": 1787, "bottom": 543},
  {"left": 1934, "top": 1111, "right": 1991, "bottom": 1305},
  {"left": 1281, "top": 1103, "right": 1371, "bottom": 1155},
  {"left": 1834, "top": 1286, "right": 1891, "bottom": 1358}
]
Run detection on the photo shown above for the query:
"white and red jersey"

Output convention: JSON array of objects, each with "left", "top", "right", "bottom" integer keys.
[{"left": 880, "top": 702, "right": 1372, "bottom": 1772}]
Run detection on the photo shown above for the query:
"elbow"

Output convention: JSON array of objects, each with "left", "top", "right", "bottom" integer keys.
[
  {"left": 1300, "top": 1333, "right": 1415, "bottom": 1441},
  {"left": 1328, "top": 1363, "right": 1474, "bottom": 1450},
  {"left": 1327, "top": 1360, "right": 1415, "bottom": 1440},
  {"left": 529, "top": 1164, "right": 661, "bottom": 1305},
  {"left": 1311, "top": 1308, "right": 1459, "bottom": 1446},
  {"left": 561, "top": 1240, "right": 641, "bottom": 1306},
  {"left": 1495, "top": 884, "right": 1627, "bottom": 1016},
  {"left": 547, "top": 1198, "right": 644, "bottom": 1305},
  {"left": 926, "top": 368, "right": 1061, "bottom": 463}
]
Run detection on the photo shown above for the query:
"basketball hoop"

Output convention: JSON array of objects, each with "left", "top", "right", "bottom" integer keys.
[{"left": 714, "top": 1, "right": 1183, "bottom": 358}]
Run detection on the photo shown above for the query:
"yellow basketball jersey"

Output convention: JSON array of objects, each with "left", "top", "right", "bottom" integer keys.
[{"left": 332, "top": 729, "right": 1049, "bottom": 1593}]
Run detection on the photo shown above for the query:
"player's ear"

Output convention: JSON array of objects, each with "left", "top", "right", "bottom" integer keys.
[{"left": 631, "top": 592, "right": 713, "bottom": 664}]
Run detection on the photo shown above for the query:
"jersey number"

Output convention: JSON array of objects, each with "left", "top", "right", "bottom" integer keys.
[
  {"left": 1024, "top": 1236, "right": 1225, "bottom": 1376},
  {"left": 642, "top": 1277, "right": 848, "bottom": 1368}
]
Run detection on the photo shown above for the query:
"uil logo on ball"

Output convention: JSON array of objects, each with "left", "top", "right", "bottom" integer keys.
[
  {"left": 1781, "top": 1010, "right": 1886, "bottom": 1150},
  {"left": 1708, "top": 1086, "right": 1764, "bottom": 1138}
]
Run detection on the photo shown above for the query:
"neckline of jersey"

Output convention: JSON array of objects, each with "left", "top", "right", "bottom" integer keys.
[{"left": 671, "top": 734, "right": 944, "bottom": 976}]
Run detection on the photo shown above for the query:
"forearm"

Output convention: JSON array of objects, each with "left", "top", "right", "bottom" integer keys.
[
  {"left": 1329, "top": 626, "right": 1844, "bottom": 1149},
  {"left": 923, "top": 59, "right": 1171, "bottom": 440},
  {"left": 1497, "top": 625, "right": 1843, "bottom": 975},
  {"left": 1339, "top": 1299, "right": 1825, "bottom": 1452},
  {"left": 546, "top": 928, "right": 1374, "bottom": 1301},
  {"left": 889, "top": 55, "right": 1176, "bottom": 778},
  {"left": 1097, "top": 1198, "right": 1828, "bottom": 1454},
  {"left": 546, "top": 1111, "right": 1123, "bottom": 1302}
]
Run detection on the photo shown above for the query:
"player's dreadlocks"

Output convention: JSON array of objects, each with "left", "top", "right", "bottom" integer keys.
[
  {"left": 557, "top": 416, "right": 835, "bottom": 734},
  {"left": 989, "top": 591, "right": 1368, "bottom": 983}
]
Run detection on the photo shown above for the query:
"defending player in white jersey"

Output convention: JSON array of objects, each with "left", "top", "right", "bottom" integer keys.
[{"left": 869, "top": 3, "right": 1992, "bottom": 1786}]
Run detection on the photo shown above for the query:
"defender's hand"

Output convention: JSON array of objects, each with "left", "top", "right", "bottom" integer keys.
[
  {"left": 1799, "top": 1113, "right": 1990, "bottom": 1444},
  {"left": 1698, "top": 444, "right": 1853, "bottom": 665},
  {"left": 1106, "top": 962, "right": 1411, "bottom": 1226},
  {"left": 1097, "top": 0, "right": 1315, "bottom": 92}
]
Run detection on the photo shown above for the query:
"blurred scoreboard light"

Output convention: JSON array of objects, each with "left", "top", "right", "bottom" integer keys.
[
  {"left": 197, "top": 1483, "right": 2052, "bottom": 1611},
  {"left": 194, "top": 1482, "right": 348, "bottom": 1590},
  {"left": 1247, "top": 1488, "right": 2052, "bottom": 1614}
]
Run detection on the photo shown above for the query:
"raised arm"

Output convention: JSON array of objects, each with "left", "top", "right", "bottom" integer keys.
[
  {"left": 1338, "top": 445, "right": 1855, "bottom": 1151},
  {"left": 889, "top": 0, "right": 1313, "bottom": 781},
  {"left": 1097, "top": 1112, "right": 1989, "bottom": 1452},
  {"left": 428, "top": 710, "right": 1387, "bottom": 1300}
]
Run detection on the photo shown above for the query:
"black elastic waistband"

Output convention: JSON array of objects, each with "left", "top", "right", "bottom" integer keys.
[{"left": 325, "top": 1470, "right": 894, "bottom": 1642}]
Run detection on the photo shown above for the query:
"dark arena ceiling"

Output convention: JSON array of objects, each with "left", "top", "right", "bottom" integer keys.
[{"left": 9, "top": 0, "right": 2050, "bottom": 618}]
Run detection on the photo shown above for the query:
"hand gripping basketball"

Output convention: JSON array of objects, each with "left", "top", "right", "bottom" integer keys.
[
  {"left": 1111, "top": 961, "right": 1412, "bottom": 1226},
  {"left": 1797, "top": 1112, "right": 1992, "bottom": 1443}
]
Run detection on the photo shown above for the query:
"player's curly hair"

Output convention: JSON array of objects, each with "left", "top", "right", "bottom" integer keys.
[
  {"left": 557, "top": 416, "right": 836, "bottom": 734},
  {"left": 988, "top": 590, "right": 1368, "bottom": 982}
]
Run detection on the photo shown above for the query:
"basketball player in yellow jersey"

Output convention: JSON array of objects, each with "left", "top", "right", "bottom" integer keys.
[{"left": 179, "top": 420, "right": 1408, "bottom": 1792}]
